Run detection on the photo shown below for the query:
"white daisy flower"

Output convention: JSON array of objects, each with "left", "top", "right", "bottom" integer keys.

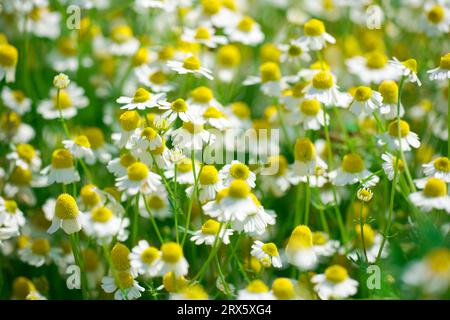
[
  {"left": 251, "top": 241, "right": 282, "bottom": 268},
  {"left": 219, "top": 161, "right": 256, "bottom": 188},
  {"left": 389, "top": 57, "right": 422, "bottom": 86},
  {"left": 182, "top": 24, "right": 227, "bottom": 48},
  {"left": 409, "top": 177, "right": 450, "bottom": 213},
  {"left": 291, "top": 99, "right": 328, "bottom": 131},
  {"left": 1, "top": 87, "right": 31, "bottom": 115},
  {"left": 0, "top": 43, "right": 18, "bottom": 83},
  {"left": 186, "top": 165, "right": 223, "bottom": 203},
  {"left": 279, "top": 40, "right": 311, "bottom": 64},
  {"left": 129, "top": 240, "right": 162, "bottom": 278},
  {"left": 140, "top": 189, "right": 172, "bottom": 220},
  {"left": 348, "top": 225, "right": 389, "bottom": 263},
  {"left": 312, "top": 231, "right": 340, "bottom": 258},
  {"left": 292, "top": 138, "right": 327, "bottom": 177},
  {"left": 381, "top": 152, "right": 404, "bottom": 181},
  {"left": 41, "top": 149, "right": 80, "bottom": 185},
  {"left": 101, "top": 272, "right": 145, "bottom": 300},
  {"left": 18, "top": 238, "right": 60, "bottom": 267},
  {"left": 115, "top": 110, "right": 142, "bottom": 149},
  {"left": 259, "top": 155, "right": 301, "bottom": 198},
  {"left": 190, "top": 219, "right": 233, "bottom": 246},
  {"left": 171, "top": 121, "right": 214, "bottom": 151},
  {"left": 349, "top": 86, "right": 383, "bottom": 117},
  {"left": 107, "top": 153, "right": 138, "bottom": 178},
  {"left": 303, "top": 71, "right": 352, "bottom": 107},
  {"left": 428, "top": 52, "right": 450, "bottom": 81},
  {"left": 202, "top": 106, "right": 232, "bottom": 130},
  {"left": 47, "top": 193, "right": 82, "bottom": 235},
  {"left": 115, "top": 162, "right": 162, "bottom": 196},
  {"left": 237, "top": 280, "right": 275, "bottom": 300},
  {"left": 224, "top": 16, "right": 264, "bottom": 46},
  {"left": 102, "top": 24, "right": 139, "bottom": 56},
  {"left": 243, "top": 62, "right": 286, "bottom": 97},
  {"left": 6, "top": 143, "right": 41, "bottom": 171},
  {"left": 421, "top": 3, "right": 450, "bottom": 36},
  {"left": 231, "top": 201, "right": 276, "bottom": 236},
  {"left": 0, "top": 198, "right": 25, "bottom": 230},
  {"left": 346, "top": 51, "right": 399, "bottom": 84},
  {"left": 297, "top": 19, "right": 335, "bottom": 51},
  {"left": 62, "top": 135, "right": 95, "bottom": 163},
  {"left": 22, "top": 6, "right": 61, "bottom": 39},
  {"left": 154, "top": 242, "right": 189, "bottom": 276},
  {"left": 0, "top": 112, "right": 35, "bottom": 144},
  {"left": 130, "top": 127, "right": 163, "bottom": 152},
  {"left": 167, "top": 55, "right": 213, "bottom": 80},
  {"left": 311, "top": 265, "right": 358, "bottom": 300},
  {"left": 378, "top": 80, "right": 404, "bottom": 120},
  {"left": 134, "top": 65, "right": 174, "bottom": 92},
  {"left": 117, "top": 87, "right": 169, "bottom": 110},
  {"left": 423, "top": 156, "right": 450, "bottom": 182},
  {"left": 378, "top": 119, "right": 420, "bottom": 152},
  {"left": 285, "top": 225, "right": 318, "bottom": 271},
  {"left": 159, "top": 98, "right": 198, "bottom": 124},
  {"left": 134, "top": 0, "right": 177, "bottom": 12},
  {"left": 332, "top": 153, "right": 379, "bottom": 187}
]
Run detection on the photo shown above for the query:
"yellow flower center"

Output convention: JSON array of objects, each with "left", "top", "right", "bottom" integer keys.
[
  {"left": 355, "top": 224, "right": 375, "bottom": 247},
  {"left": 426, "top": 248, "right": 450, "bottom": 274},
  {"left": 228, "top": 179, "right": 251, "bottom": 198},
  {"left": 127, "top": 162, "right": 149, "bottom": 181},
  {"left": 202, "top": 0, "right": 221, "bottom": 15},
  {"left": 119, "top": 153, "right": 137, "bottom": 167},
  {"left": 272, "top": 278, "right": 294, "bottom": 300},
  {"left": 294, "top": 138, "right": 316, "bottom": 162},
  {"left": 161, "top": 242, "right": 183, "bottom": 263},
  {"left": 0, "top": 112, "right": 21, "bottom": 132},
  {"left": 132, "top": 87, "right": 151, "bottom": 103},
  {"left": 267, "top": 155, "right": 288, "bottom": 176},
  {"left": 163, "top": 271, "right": 188, "bottom": 293},
  {"left": 427, "top": 5, "right": 445, "bottom": 24},
  {"left": 84, "top": 128, "right": 105, "bottom": 149},
  {"left": 182, "top": 121, "right": 203, "bottom": 133},
  {"left": 312, "top": 71, "right": 334, "bottom": 89},
  {"left": 231, "top": 102, "right": 250, "bottom": 119},
  {"left": 288, "top": 44, "right": 303, "bottom": 57},
  {"left": 203, "top": 106, "right": 224, "bottom": 119},
  {"left": 183, "top": 56, "right": 201, "bottom": 70},
  {"left": 141, "top": 127, "right": 158, "bottom": 140},
  {"left": 191, "top": 86, "right": 213, "bottom": 103},
  {"left": 91, "top": 206, "right": 113, "bottom": 223},
  {"left": 80, "top": 184, "right": 101, "bottom": 207},
  {"left": 111, "top": 243, "right": 131, "bottom": 271},
  {"left": 353, "top": 86, "right": 373, "bottom": 102},
  {"left": 4, "top": 200, "right": 17, "bottom": 214},
  {"left": 58, "top": 37, "right": 77, "bottom": 56},
  {"left": 147, "top": 195, "right": 165, "bottom": 209},
  {"left": 55, "top": 193, "right": 79, "bottom": 219},
  {"left": 171, "top": 98, "right": 188, "bottom": 112},
  {"left": 304, "top": 19, "right": 325, "bottom": 36},
  {"left": 300, "top": 99, "right": 321, "bottom": 116},
  {"left": 237, "top": 16, "right": 254, "bottom": 32},
  {"left": 31, "top": 239, "right": 50, "bottom": 256},
  {"left": 260, "top": 62, "right": 281, "bottom": 83},
  {"left": 111, "top": 25, "right": 133, "bottom": 44},
  {"left": 13, "top": 277, "right": 35, "bottom": 299},
  {"left": 51, "top": 149, "right": 74, "bottom": 169},
  {"left": 434, "top": 157, "right": 450, "bottom": 172},
  {"left": 141, "top": 246, "right": 160, "bottom": 264},
  {"left": 195, "top": 27, "right": 211, "bottom": 40},
  {"left": 218, "top": 45, "right": 241, "bottom": 67},
  {"left": 52, "top": 90, "right": 72, "bottom": 109},
  {"left": 289, "top": 225, "right": 313, "bottom": 249},
  {"left": 132, "top": 47, "right": 149, "bottom": 66},
  {"left": 261, "top": 43, "right": 281, "bottom": 63},
  {"left": 116, "top": 271, "right": 134, "bottom": 289},
  {"left": 439, "top": 53, "right": 450, "bottom": 69},
  {"left": 423, "top": 177, "right": 447, "bottom": 197},
  {"left": 83, "top": 249, "right": 99, "bottom": 272},
  {"left": 401, "top": 58, "right": 418, "bottom": 73},
  {"left": 325, "top": 265, "right": 349, "bottom": 283},
  {"left": 378, "top": 80, "right": 398, "bottom": 104},
  {"left": 158, "top": 46, "right": 175, "bottom": 61},
  {"left": 201, "top": 219, "right": 221, "bottom": 235},
  {"left": 182, "top": 285, "right": 208, "bottom": 299},
  {"left": 149, "top": 70, "right": 166, "bottom": 84},
  {"left": 366, "top": 51, "right": 388, "bottom": 69},
  {"left": 229, "top": 163, "right": 250, "bottom": 180},
  {"left": 10, "top": 166, "right": 32, "bottom": 186},
  {"left": 261, "top": 243, "right": 278, "bottom": 257},
  {"left": 199, "top": 165, "right": 219, "bottom": 185},
  {"left": 177, "top": 158, "right": 193, "bottom": 173},
  {"left": 72, "top": 135, "right": 90, "bottom": 149},
  {"left": 119, "top": 111, "right": 141, "bottom": 131},
  {"left": 388, "top": 119, "right": 410, "bottom": 138},
  {"left": 313, "top": 231, "right": 328, "bottom": 245},
  {"left": 341, "top": 153, "right": 364, "bottom": 173},
  {"left": 0, "top": 44, "right": 18, "bottom": 67},
  {"left": 246, "top": 280, "right": 269, "bottom": 293},
  {"left": 16, "top": 144, "right": 35, "bottom": 162},
  {"left": 12, "top": 90, "right": 26, "bottom": 102}
]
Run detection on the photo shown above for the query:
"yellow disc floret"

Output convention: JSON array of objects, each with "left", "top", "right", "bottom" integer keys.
[
  {"left": 378, "top": 80, "right": 398, "bottom": 104},
  {"left": 325, "top": 265, "right": 349, "bottom": 283},
  {"left": 132, "top": 87, "right": 151, "bottom": 103},
  {"left": 229, "top": 162, "right": 250, "bottom": 180},
  {"left": 201, "top": 219, "right": 221, "bottom": 235},
  {"left": 261, "top": 243, "right": 279, "bottom": 257},
  {"left": 161, "top": 242, "right": 183, "bottom": 263},
  {"left": 388, "top": 119, "right": 410, "bottom": 138},
  {"left": 353, "top": 86, "right": 373, "bottom": 102},
  {"left": 260, "top": 62, "right": 281, "bottom": 82},
  {"left": 312, "top": 71, "right": 334, "bottom": 89},
  {"left": 31, "top": 238, "right": 50, "bottom": 256},
  {"left": 304, "top": 19, "right": 325, "bottom": 36},
  {"left": 127, "top": 162, "right": 149, "bottom": 181},
  {"left": 0, "top": 44, "right": 18, "bottom": 67},
  {"left": 183, "top": 56, "right": 201, "bottom": 70},
  {"left": 246, "top": 280, "right": 269, "bottom": 293},
  {"left": 228, "top": 179, "right": 251, "bottom": 198},
  {"left": 199, "top": 165, "right": 219, "bottom": 185},
  {"left": 111, "top": 243, "right": 131, "bottom": 271},
  {"left": 191, "top": 86, "right": 213, "bottom": 103},
  {"left": 55, "top": 193, "right": 79, "bottom": 219},
  {"left": 423, "top": 177, "right": 447, "bottom": 197},
  {"left": 272, "top": 278, "right": 295, "bottom": 300},
  {"left": 119, "top": 111, "right": 141, "bottom": 131},
  {"left": 300, "top": 99, "right": 321, "bottom": 116},
  {"left": 91, "top": 206, "right": 113, "bottom": 223},
  {"left": 141, "top": 246, "right": 160, "bottom": 264},
  {"left": 341, "top": 153, "right": 365, "bottom": 173},
  {"left": 294, "top": 138, "right": 316, "bottom": 162}
]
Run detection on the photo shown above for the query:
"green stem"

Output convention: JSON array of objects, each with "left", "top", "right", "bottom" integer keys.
[
  {"left": 143, "top": 194, "right": 164, "bottom": 244},
  {"left": 70, "top": 233, "right": 88, "bottom": 299},
  {"left": 192, "top": 223, "right": 224, "bottom": 281},
  {"left": 304, "top": 177, "right": 310, "bottom": 225},
  {"left": 447, "top": 78, "right": 450, "bottom": 157},
  {"left": 359, "top": 202, "right": 368, "bottom": 263},
  {"left": 56, "top": 88, "right": 71, "bottom": 138},
  {"left": 131, "top": 194, "right": 139, "bottom": 246},
  {"left": 214, "top": 255, "right": 232, "bottom": 299}
]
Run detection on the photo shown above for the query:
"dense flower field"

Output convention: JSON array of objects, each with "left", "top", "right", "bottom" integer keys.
[{"left": 0, "top": 0, "right": 449, "bottom": 300}]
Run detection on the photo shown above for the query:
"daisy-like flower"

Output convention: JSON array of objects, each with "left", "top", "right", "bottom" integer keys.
[
  {"left": 243, "top": 62, "right": 286, "bottom": 97},
  {"left": 379, "top": 119, "right": 420, "bottom": 152},
  {"left": 141, "top": 190, "right": 172, "bottom": 220},
  {"left": 6, "top": 143, "right": 41, "bottom": 171},
  {"left": 134, "top": 65, "right": 174, "bottom": 92},
  {"left": 129, "top": 240, "right": 162, "bottom": 278},
  {"left": 62, "top": 135, "right": 95, "bottom": 163},
  {"left": 115, "top": 110, "right": 142, "bottom": 148},
  {"left": 1, "top": 87, "right": 31, "bottom": 115},
  {"left": 423, "top": 156, "right": 450, "bottom": 182},
  {"left": 297, "top": 19, "right": 335, "bottom": 51},
  {"left": 292, "top": 99, "right": 327, "bottom": 130},
  {"left": 237, "top": 280, "right": 275, "bottom": 300},
  {"left": 349, "top": 86, "right": 383, "bottom": 117},
  {"left": 182, "top": 24, "right": 227, "bottom": 48},
  {"left": 311, "top": 265, "right": 358, "bottom": 300},
  {"left": 116, "top": 161, "right": 162, "bottom": 196},
  {"left": 187, "top": 86, "right": 223, "bottom": 114},
  {"left": 292, "top": 138, "right": 327, "bottom": 177},
  {"left": 346, "top": 51, "right": 398, "bottom": 84},
  {"left": 378, "top": 80, "right": 404, "bottom": 119},
  {"left": 171, "top": 284, "right": 209, "bottom": 300},
  {"left": 135, "top": 0, "right": 177, "bottom": 12},
  {"left": 381, "top": 152, "right": 404, "bottom": 181},
  {"left": 421, "top": 3, "right": 450, "bottom": 36},
  {"left": 220, "top": 161, "right": 256, "bottom": 188},
  {"left": 37, "top": 83, "right": 89, "bottom": 120},
  {"left": 41, "top": 149, "right": 80, "bottom": 185},
  {"left": 312, "top": 231, "right": 340, "bottom": 258},
  {"left": 251, "top": 241, "right": 282, "bottom": 268},
  {"left": 18, "top": 238, "right": 59, "bottom": 267},
  {"left": 303, "top": 71, "right": 352, "bottom": 107},
  {"left": 171, "top": 121, "right": 214, "bottom": 151},
  {"left": 22, "top": 6, "right": 61, "bottom": 39},
  {"left": 428, "top": 52, "right": 450, "bottom": 81},
  {"left": 390, "top": 57, "right": 421, "bottom": 86},
  {"left": 333, "top": 153, "right": 379, "bottom": 187},
  {"left": 348, "top": 224, "right": 388, "bottom": 263},
  {"left": 186, "top": 165, "right": 223, "bottom": 203},
  {"left": 78, "top": 184, "right": 104, "bottom": 211},
  {"left": 107, "top": 153, "right": 137, "bottom": 178},
  {"left": 47, "top": 193, "right": 82, "bottom": 235},
  {"left": 224, "top": 15, "right": 264, "bottom": 46},
  {"left": 0, "top": 43, "right": 18, "bottom": 82},
  {"left": 409, "top": 177, "right": 450, "bottom": 213},
  {"left": 154, "top": 242, "right": 189, "bottom": 276},
  {"left": 131, "top": 127, "right": 163, "bottom": 153},
  {"left": 202, "top": 106, "right": 232, "bottom": 130},
  {"left": 165, "top": 157, "right": 200, "bottom": 185},
  {"left": 167, "top": 55, "right": 213, "bottom": 80},
  {"left": 117, "top": 87, "right": 168, "bottom": 110},
  {"left": 279, "top": 40, "right": 311, "bottom": 64},
  {"left": 159, "top": 98, "right": 197, "bottom": 124},
  {"left": 403, "top": 248, "right": 450, "bottom": 295},
  {"left": 259, "top": 155, "right": 301, "bottom": 198},
  {"left": 190, "top": 219, "right": 233, "bottom": 245},
  {"left": 0, "top": 198, "right": 25, "bottom": 230},
  {"left": 106, "top": 24, "right": 140, "bottom": 56},
  {"left": 285, "top": 225, "right": 318, "bottom": 271},
  {"left": 231, "top": 196, "right": 276, "bottom": 236},
  {"left": 0, "top": 111, "right": 35, "bottom": 144},
  {"left": 101, "top": 271, "right": 145, "bottom": 300},
  {"left": 271, "top": 278, "right": 298, "bottom": 300},
  {"left": 82, "top": 127, "right": 115, "bottom": 165},
  {"left": 216, "top": 44, "right": 241, "bottom": 82}
]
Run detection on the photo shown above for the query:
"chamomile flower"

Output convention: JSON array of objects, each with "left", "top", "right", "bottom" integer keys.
[
  {"left": 279, "top": 40, "right": 311, "bottom": 64},
  {"left": 131, "top": 127, "right": 163, "bottom": 152},
  {"left": 251, "top": 241, "right": 282, "bottom": 268},
  {"left": 403, "top": 248, "right": 450, "bottom": 295},
  {"left": 423, "top": 156, "right": 450, "bottom": 182},
  {"left": 41, "top": 149, "right": 80, "bottom": 185},
  {"left": 182, "top": 24, "right": 227, "bottom": 48},
  {"left": 381, "top": 153, "right": 404, "bottom": 181},
  {"left": 18, "top": 238, "right": 59, "bottom": 267},
  {"left": 293, "top": 99, "right": 328, "bottom": 130},
  {"left": 154, "top": 242, "right": 189, "bottom": 276},
  {"left": 107, "top": 153, "right": 137, "bottom": 178},
  {"left": 379, "top": 119, "right": 421, "bottom": 152},
  {"left": 202, "top": 106, "right": 232, "bottom": 130},
  {"left": 101, "top": 271, "right": 145, "bottom": 300},
  {"left": 159, "top": 98, "right": 197, "bottom": 124},
  {"left": 79, "top": 184, "right": 104, "bottom": 211},
  {"left": 297, "top": 19, "right": 335, "bottom": 51},
  {"left": 129, "top": 240, "right": 162, "bottom": 278},
  {"left": 243, "top": 62, "right": 286, "bottom": 97},
  {"left": 1, "top": 87, "right": 31, "bottom": 115},
  {"left": 22, "top": 6, "right": 61, "bottom": 39},
  {"left": 303, "top": 71, "right": 352, "bottom": 107},
  {"left": 135, "top": 0, "right": 177, "bottom": 12},
  {"left": 428, "top": 52, "right": 450, "bottom": 81},
  {"left": 115, "top": 110, "right": 142, "bottom": 148},
  {"left": 186, "top": 165, "right": 223, "bottom": 203},
  {"left": 232, "top": 196, "right": 276, "bottom": 236},
  {"left": 115, "top": 161, "right": 162, "bottom": 196},
  {"left": 237, "top": 280, "right": 274, "bottom": 300},
  {"left": 271, "top": 278, "right": 298, "bottom": 300},
  {"left": 171, "top": 284, "right": 209, "bottom": 300},
  {"left": 167, "top": 55, "right": 213, "bottom": 80},
  {"left": 47, "top": 193, "right": 82, "bottom": 235},
  {"left": 259, "top": 155, "right": 301, "bottom": 198},
  {"left": 312, "top": 231, "right": 340, "bottom": 258},
  {"left": 105, "top": 24, "right": 139, "bottom": 56},
  {"left": 0, "top": 198, "right": 25, "bottom": 230},
  {"left": 349, "top": 86, "right": 383, "bottom": 117},
  {"left": 0, "top": 111, "right": 35, "bottom": 144},
  {"left": 292, "top": 138, "right": 327, "bottom": 177},
  {"left": 117, "top": 87, "right": 169, "bottom": 110},
  {"left": 216, "top": 44, "right": 241, "bottom": 82},
  {"left": 0, "top": 43, "right": 18, "bottom": 83},
  {"left": 6, "top": 143, "right": 41, "bottom": 171},
  {"left": 220, "top": 161, "right": 256, "bottom": 188},
  {"left": 187, "top": 86, "right": 223, "bottom": 114},
  {"left": 421, "top": 3, "right": 450, "bottom": 36},
  {"left": 171, "top": 121, "right": 214, "bottom": 151},
  {"left": 285, "top": 225, "right": 318, "bottom": 271},
  {"left": 346, "top": 51, "right": 398, "bottom": 84},
  {"left": 190, "top": 219, "right": 233, "bottom": 245},
  {"left": 224, "top": 16, "right": 264, "bottom": 46},
  {"left": 409, "top": 177, "right": 450, "bottom": 213},
  {"left": 390, "top": 57, "right": 421, "bottom": 86},
  {"left": 348, "top": 225, "right": 388, "bottom": 263},
  {"left": 62, "top": 135, "right": 95, "bottom": 163},
  {"left": 134, "top": 65, "right": 174, "bottom": 92},
  {"left": 195, "top": 0, "right": 239, "bottom": 29},
  {"left": 378, "top": 80, "right": 404, "bottom": 119},
  {"left": 333, "top": 153, "right": 379, "bottom": 187},
  {"left": 312, "top": 265, "right": 358, "bottom": 300}
]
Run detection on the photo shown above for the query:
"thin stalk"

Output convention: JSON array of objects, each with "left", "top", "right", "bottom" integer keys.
[
  {"left": 70, "top": 233, "right": 88, "bottom": 299},
  {"left": 359, "top": 202, "right": 368, "bottom": 263},
  {"left": 143, "top": 194, "right": 164, "bottom": 244},
  {"left": 304, "top": 177, "right": 311, "bottom": 225}
]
